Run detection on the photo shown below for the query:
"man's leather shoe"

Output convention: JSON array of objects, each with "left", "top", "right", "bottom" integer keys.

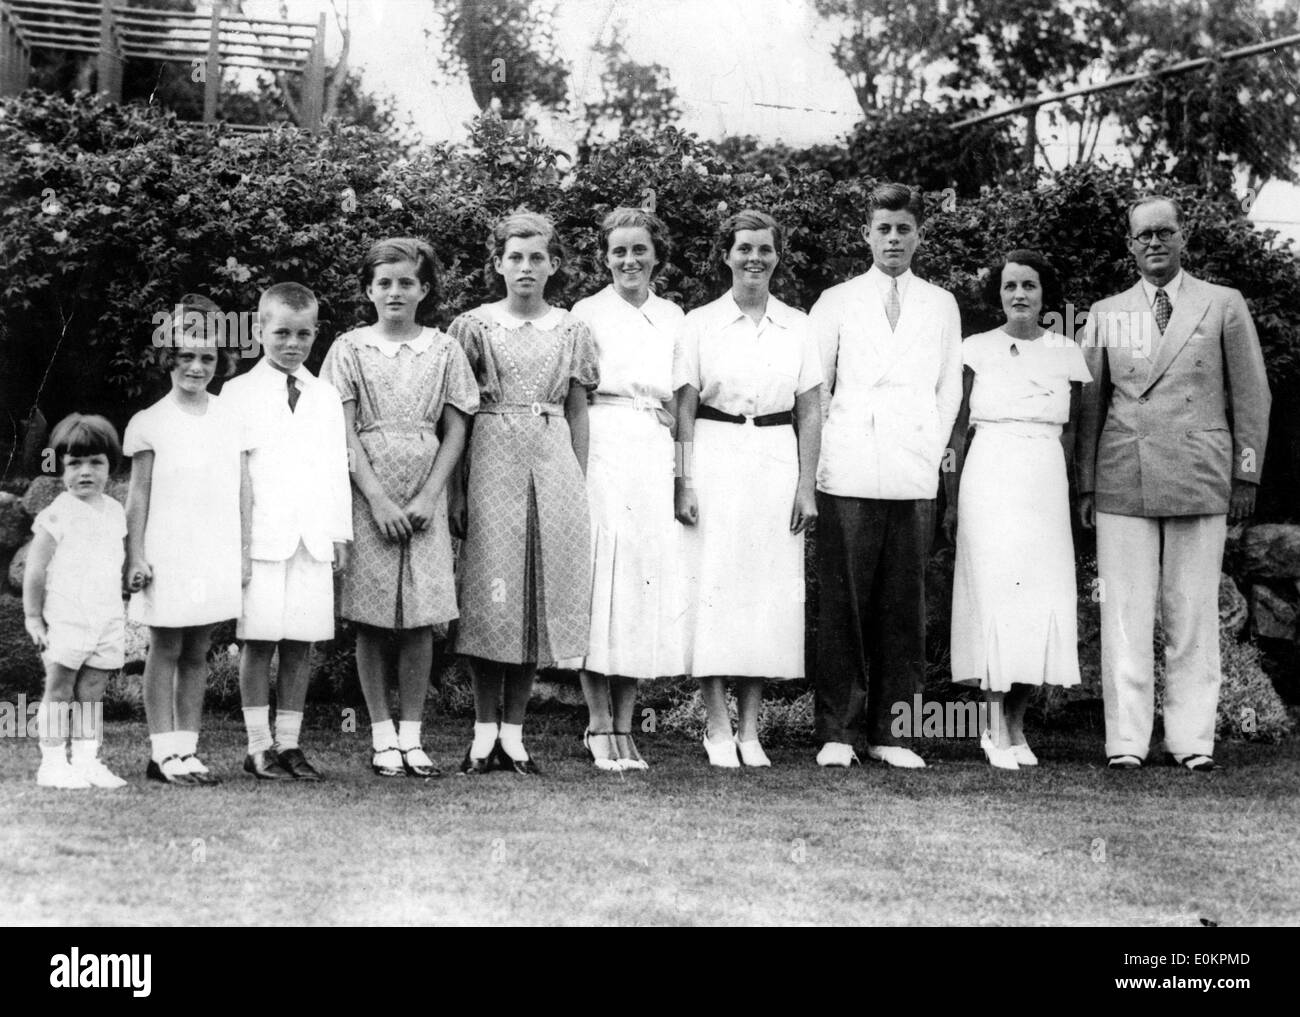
[
  {"left": 276, "top": 747, "right": 322, "bottom": 781},
  {"left": 243, "top": 750, "right": 290, "bottom": 780}
]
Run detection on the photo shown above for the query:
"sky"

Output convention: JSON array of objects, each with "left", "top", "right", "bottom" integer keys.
[{"left": 236, "top": 0, "right": 1299, "bottom": 241}]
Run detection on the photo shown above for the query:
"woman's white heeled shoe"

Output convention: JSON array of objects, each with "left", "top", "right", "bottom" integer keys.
[
  {"left": 702, "top": 732, "right": 740, "bottom": 768},
  {"left": 981, "top": 730, "right": 1020, "bottom": 770},
  {"left": 734, "top": 737, "right": 771, "bottom": 767},
  {"left": 1009, "top": 742, "right": 1038, "bottom": 766}
]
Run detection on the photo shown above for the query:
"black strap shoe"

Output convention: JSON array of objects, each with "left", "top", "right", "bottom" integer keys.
[
  {"left": 181, "top": 754, "right": 222, "bottom": 785},
  {"left": 145, "top": 755, "right": 197, "bottom": 785},
  {"left": 276, "top": 747, "right": 323, "bottom": 781},
  {"left": 490, "top": 741, "right": 540, "bottom": 775},
  {"left": 458, "top": 741, "right": 496, "bottom": 775},
  {"left": 244, "top": 749, "right": 291, "bottom": 780}
]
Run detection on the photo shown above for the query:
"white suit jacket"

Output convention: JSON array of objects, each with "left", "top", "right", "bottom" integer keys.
[
  {"left": 810, "top": 267, "right": 963, "bottom": 499},
  {"left": 221, "top": 358, "right": 353, "bottom": 561}
]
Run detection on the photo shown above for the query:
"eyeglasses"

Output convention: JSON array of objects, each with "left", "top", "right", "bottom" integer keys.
[{"left": 1130, "top": 227, "right": 1179, "bottom": 246}]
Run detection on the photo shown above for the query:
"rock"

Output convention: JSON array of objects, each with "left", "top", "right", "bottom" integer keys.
[
  {"left": 7, "top": 540, "right": 29, "bottom": 593},
  {"left": 1233, "top": 523, "right": 1300, "bottom": 580},
  {"left": 1219, "top": 573, "right": 1248, "bottom": 637},
  {"left": 1249, "top": 583, "right": 1298, "bottom": 641},
  {"left": 21, "top": 475, "right": 62, "bottom": 518},
  {"left": 0, "top": 492, "right": 29, "bottom": 552}
]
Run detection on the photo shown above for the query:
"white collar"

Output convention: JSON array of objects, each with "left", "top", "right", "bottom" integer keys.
[
  {"left": 1141, "top": 270, "right": 1184, "bottom": 306},
  {"left": 722, "top": 292, "right": 797, "bottom": 330},
  {"left": 252, "top": 357, "right": 312, "bottom": 385},
  {"left": 357, "top": 326, "right": 434, "bottom": 357},
  {"left": 598, "top": 285, "right": 678, "bottom": 329},
  {"left": 865, "top": 264, "right": 914, "bottom": 299},
  {"left": 487, "top": 304, "right": 565, "bottom": 331}
]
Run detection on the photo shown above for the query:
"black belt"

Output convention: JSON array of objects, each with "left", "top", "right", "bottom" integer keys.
[{"left": 697, "top": 404, "right": 793, "bottom": 427}]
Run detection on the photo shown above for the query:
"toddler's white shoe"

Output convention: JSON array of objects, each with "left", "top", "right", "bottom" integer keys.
[{"left": 72, "top": 757, "right": 128, "bottom": 789}]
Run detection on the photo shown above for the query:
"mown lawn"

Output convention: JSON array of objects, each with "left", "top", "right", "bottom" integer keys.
[{"left": 1, "top": 714, "right": 1296, "bottom": 926}]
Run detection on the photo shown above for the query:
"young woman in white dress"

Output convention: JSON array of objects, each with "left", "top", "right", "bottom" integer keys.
[
  {"left": 943, "top": 250, "right": 1091, "bottom": 769},
  {"left": 674, "top": 210, "right": 822, "bottom": 767},
  {"left": 571, "top": 208, "right": 685, "bottom": 771}
]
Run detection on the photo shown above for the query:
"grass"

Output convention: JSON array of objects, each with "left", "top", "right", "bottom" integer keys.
[{"left": 1, "top": 712, "right": 1297, "bottom": 926}]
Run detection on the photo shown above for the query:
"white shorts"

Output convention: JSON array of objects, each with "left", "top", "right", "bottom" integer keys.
[
  {"left": 237, "top": 543, "right": 335, "bottom": 643},
  {"left": 43, "top": 616, "right": 126, "bottom": 671}
]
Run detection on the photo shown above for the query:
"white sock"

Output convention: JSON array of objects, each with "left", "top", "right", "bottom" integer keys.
[
  {"left": 40, "top": 741, "right": 67, "bottom": 764},
  {"left": 243, "top": 706, "right": 273, "bottom": 754},
  {"left": 177, "top": 730, "right": 199, "bottom": 757},
  {"left": 371, "top": 719, "right": 397, "bottom": 752},
  {"left": 149, "top": 732, "right": 172, "bottom": 764},
  {"left": 499, "top": 722, "right": 527, "bottom": 761},
  {"left": 275, "top": 710, "right": 303, "bottom": 751},
  {"left": 471, "top": 722, "right": 499, "bottom": 758},
  {"left": 70, "top": 739, "right": 98, "bottom": 763},
  {"left": 397, "top": 720, "right": 422, "bottom": 751}
]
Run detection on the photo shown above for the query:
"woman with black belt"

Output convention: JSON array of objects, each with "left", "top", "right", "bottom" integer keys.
[{"left": 674, "top": 209, "right": 822, "bottom": 767}]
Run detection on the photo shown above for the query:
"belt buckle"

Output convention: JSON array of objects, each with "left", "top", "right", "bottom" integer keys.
[
  {"left": 530, "top": 401, "right": 544, "bottom": 416},
  {"left": 633, "top": 395, "right": 658, "bottom": 412}
]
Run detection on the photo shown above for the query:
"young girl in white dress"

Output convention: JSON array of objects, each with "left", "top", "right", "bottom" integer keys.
[
  {"left": 571, "top": 207, "right": 685, "bottom": 771},
  {"left": 125, "top": 294, "right": 252, "bottom": 785},
  {"left": 944, "top": 250, "right": 1091, "bottom": 769},
  {"left": 674, "top": 210, "right": 823, "bottom": 768}
]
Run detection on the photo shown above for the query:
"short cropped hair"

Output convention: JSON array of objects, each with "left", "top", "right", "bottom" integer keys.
[
  {"left": 713, "top": 208, "right": 784, "bottom": 282},
  {"left": 49, "top": 413, "right": 122, "bottom": 472},
  {"left": 360, "top": 237, "right": 441, "bottom": 321},
  {"left": 868, "top": 182, "right": 927, "bottom": 227},
  {"left": 1126, "top": 195, "right": 1186, "bottom": 231},
  {"left": 158, "top": 293, "right": 238, "bottom": 377},
  {"left": 487, "top": 210, "right": 567, "bottom": 295},
  {"left": 598, "top": 207, "right": 672, "bottom": 277},
  {"left": 982, "top": 249, "right": 1065, "bottom": 317},
  {"left": 259, "top": 281, "right": 318, "bottom": 322}
]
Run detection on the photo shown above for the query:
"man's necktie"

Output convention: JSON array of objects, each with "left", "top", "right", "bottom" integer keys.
[
  {"left": 287, "top": 373, "right": 300, "bottom": 412},
  {"left": 1153, "top": 287, "right": 1171, "bottom": 334},
  {"left": 886, "top": 277, "right": 901, "bottom": 331}
]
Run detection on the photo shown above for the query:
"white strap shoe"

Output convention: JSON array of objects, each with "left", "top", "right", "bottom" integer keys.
[
  {"left": 866, "top": 744, "right": 927, "bottom": 769},
  {"left": 980, "top": 731, "right": 1020, "bottom": 770}
]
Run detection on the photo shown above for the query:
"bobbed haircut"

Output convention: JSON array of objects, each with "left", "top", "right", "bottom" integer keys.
[
  {"left": 598, "top": 207, "right": 672, "bottom": 278},
  {"left": 486, "top": 210, "right": 567, "bottom": 296},
  {"left": 1126, "top": 194, "right": 1186, "bottom": 231},
  {"left": 49, "top": 413, "right": 122, "bottom": 472},
  {"left": 867, "top": 182, "right": 927, "bottom": 227},
  {"left": 258, "top": 281, "right": 318, "bottom": 322},
  {"left": 158, "top": 292, "right": 238, "bottom": 377},
  {"left": 713, "top": 208, "right": 785, "bottom": 282},
  {"left": 982, "top": 248, "right": 1065, "bottom": 318},
  {"left": 359, "top": 237, "right": 441, "bottom": 322}
]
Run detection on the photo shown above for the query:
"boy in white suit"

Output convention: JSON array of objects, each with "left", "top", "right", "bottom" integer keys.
[
  {"left": 223, "top": 282, "right": 352, "bottom": 780},
  {"left": 809, "top": 184, "right": 963, "bottom": 768}
]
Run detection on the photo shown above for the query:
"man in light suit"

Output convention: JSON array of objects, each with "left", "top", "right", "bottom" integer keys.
[
  {"left": 1077, "top": 196, "right": 1270, "bottom": 772},
  {"left": 809, "top": 183, "right": 964, "bottom": 768}
]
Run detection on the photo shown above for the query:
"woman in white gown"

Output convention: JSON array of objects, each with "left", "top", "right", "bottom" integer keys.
[
  {"left": 572, "top": 208, "right": 685, "bottom": 771},
  {"left": 944, "top": 250, "right": 1090, "bottom": 769}
]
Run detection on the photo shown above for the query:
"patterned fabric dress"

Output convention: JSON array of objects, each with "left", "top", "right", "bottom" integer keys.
[
  {"left": 320, "top": 326, "right": 479, "bottom": 629},
  {"left": 448, "top": 305, "right": 599, "bottom": 666}
]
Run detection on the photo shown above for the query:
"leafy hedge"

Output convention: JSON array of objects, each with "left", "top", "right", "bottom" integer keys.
[{"left": 3, "top": 91, "right": 1300, "bottom": 513}]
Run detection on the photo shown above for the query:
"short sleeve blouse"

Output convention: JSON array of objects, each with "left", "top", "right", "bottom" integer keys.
[
  {"left": 571, "top": 286, "right": 683, "bottom": 403},
  {"left": 674, "top": 293, "right": 822, "bottom": 416},
  {"left": 964, "top": 328, "right": 1091, "bottom": 426},
  {"left": 449, "top": 305, "right": 599, "bottom": 407}
]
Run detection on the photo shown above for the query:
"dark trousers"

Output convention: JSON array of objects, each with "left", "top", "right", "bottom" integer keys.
[{"left": 814, "top": 493, "right": 932, "bottom": 746}]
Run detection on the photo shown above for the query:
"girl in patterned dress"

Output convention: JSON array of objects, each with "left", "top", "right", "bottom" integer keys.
[
  {"left": 448, "top": 212, "right": 599, "bottom": 774},
  {"left": 321, "top": 238, "right": 479, "bottom": 778}
]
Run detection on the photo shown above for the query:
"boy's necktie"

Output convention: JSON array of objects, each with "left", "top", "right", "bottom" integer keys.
[
  {"left": 287, "top": 374, "right": 300, "bottom": 412},
  {"left": 886, "top": 277, "right": 901, "bottom": 331},
  {"left": 1153, "top": 288, "right": 1171, "bottom": 334}
]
